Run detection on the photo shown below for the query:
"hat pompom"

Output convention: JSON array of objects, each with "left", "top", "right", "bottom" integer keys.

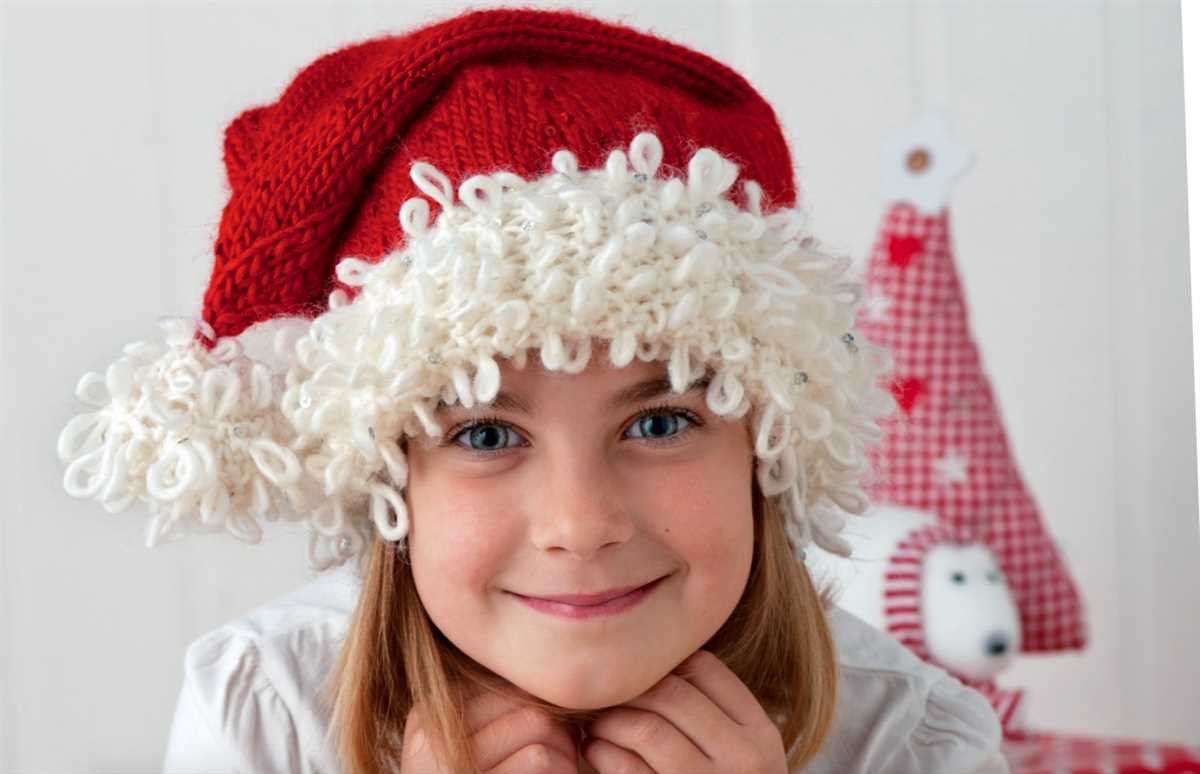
[{"left": 56, "top": 317, "right": 310, "bottom": 547}]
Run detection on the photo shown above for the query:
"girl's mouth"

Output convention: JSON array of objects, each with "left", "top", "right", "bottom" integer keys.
[{"left": 508, "top": 575, "right": 669, "bottom": 620}]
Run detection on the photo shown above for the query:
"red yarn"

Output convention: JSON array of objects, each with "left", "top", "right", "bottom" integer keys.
[{"left": 202, "top": 7, "right": 799, "bottom": 345}]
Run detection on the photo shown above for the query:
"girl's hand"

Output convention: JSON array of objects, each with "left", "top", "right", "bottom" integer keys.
[
  {"left": 401, "top": 690, "right": 580, "bottom": 774},
  {"left": 581, "top": 650, "right": 788, "bottom": 774}
]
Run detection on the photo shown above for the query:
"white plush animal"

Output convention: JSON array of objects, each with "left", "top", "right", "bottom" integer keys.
[{"left": 806, "top": 504, "right": 1027, "bottom": 733}]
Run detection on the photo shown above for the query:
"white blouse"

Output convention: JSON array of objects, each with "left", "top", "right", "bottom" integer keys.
[{"left": 162, "top": 562, "right": 1009, "bottom": 773}]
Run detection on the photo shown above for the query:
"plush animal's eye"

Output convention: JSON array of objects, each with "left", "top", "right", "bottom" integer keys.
[
  {"left": 950, "top": 571, "right": 967, "bottom": 584},
  {"left": 986, "top": 570, "right": 1000, "bottom": 582}
]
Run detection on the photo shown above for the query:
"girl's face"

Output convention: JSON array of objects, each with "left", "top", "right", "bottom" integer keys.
[{"left": 403, "top": 346, "right": 756, "bottom": 710}]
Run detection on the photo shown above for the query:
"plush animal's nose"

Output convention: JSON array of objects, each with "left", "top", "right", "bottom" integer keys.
[{"left": 984, "top": 632, "right": 1010, "bottom": 657}]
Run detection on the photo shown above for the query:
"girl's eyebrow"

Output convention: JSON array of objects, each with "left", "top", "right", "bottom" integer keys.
[{"left": 434, "top": 373, "right": 712, "bottom": 415}]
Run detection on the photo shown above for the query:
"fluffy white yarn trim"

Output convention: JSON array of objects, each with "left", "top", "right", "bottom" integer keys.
[
  {"left": 56, "top": 132, "right": 896, "bottom": 570},
  {"left": 281, "top": 131, "right": 897, "bottom": 567},
  {"left": 56, "top": 317, "right": 313, "bottom": 549}
]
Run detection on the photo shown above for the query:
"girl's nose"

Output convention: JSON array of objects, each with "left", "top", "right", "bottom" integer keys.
[{"left": 527, "top": 454, "right": 635, "bottom": 559}]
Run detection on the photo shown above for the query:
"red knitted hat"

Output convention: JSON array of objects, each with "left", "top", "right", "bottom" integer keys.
[
  {"left": 57, "top": 7, "right": 898, "bottom": 570},
  {"left": 208, "top": 7, "right": 797, "bottom": 340}
]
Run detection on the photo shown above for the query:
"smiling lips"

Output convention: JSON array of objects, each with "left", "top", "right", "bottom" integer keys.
[
  {"left": 525, "top": 578, "right": 665, "bottom": 606},
  {"left": 510, "top": 575, "right": 669, "bottom": 620}
]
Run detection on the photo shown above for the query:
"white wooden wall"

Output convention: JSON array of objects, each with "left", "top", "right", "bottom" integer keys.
[{"left": 3, "top": 1, "right": 1196, "bottom": 770}]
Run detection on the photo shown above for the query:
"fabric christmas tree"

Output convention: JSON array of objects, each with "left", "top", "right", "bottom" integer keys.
[{"left": 855, "top": 110, "right": 1087, "bottom": 653}]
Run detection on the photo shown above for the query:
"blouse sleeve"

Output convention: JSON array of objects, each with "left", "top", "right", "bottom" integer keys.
[
  {"left": 161, "top": 630, "right": 304, "bottom": 774},
  {"left": 902, "top": 674, "right": 1010, "bottom": 774}
]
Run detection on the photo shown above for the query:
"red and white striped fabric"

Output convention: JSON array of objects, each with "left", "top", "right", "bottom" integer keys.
[
  {"left": 881, "top": 521, "right": 1027, "bottom": 736},
  {"left": 1002, "top": 731, "right": 1200, "bottom": 774},
  {"left": 856, "top": 201, "right": 1088, "bottom": 653}
]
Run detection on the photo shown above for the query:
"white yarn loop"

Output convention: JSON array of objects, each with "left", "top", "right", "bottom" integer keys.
[
  {"left": 473, "top": 353, "right": 500, "bottom": 403},
  {"left": 705, "top": 369, "right": 744, "bottom": 415},
  {"left": 754, "top": 401, "right": 793, "bottom": 459},
  {"left": 312, "top": 499, "right": 348, "bottom": 537},
  {"left": 667, "top": 292, "right": 700, "bottom": 330},
  {"left": 335, "top": 257, "right": 376, "bottom": 288},
  {"left": 399, "top": 196, "right": 432, "bottom": 238},
  {"left": 561, "top": 337, "right": 592, "bottom": 374},
  {"left": 409, "top": 161, "right": 455, "bottom": 210},
  {"left": 323, "top": 448, "right": 354, "bottom": 496},
  {"left": 247, "top": 438, "right": 301, "bottom": 485},
  {"left": 458, "top": 174, "right": 504, "bottom": 215},
  {"left": 687, "top": 148, "right": 738, "bottom": 203},
  {"left": 451, "top": 366, "right": 475, "bottom": 409},
  {"left": 370, "top": 482, "right": 409, "bottom": 541},
  {"left": 608, "top": 330, "right": 638, "bottom": 368},
  {"left": 667, "top": 344, "right": 691, "bottom": 394},
  {"left": 75, "top": 372, "right": 110, "bottom": 408},
  {"left": 551, "top": 149, "right": 579, "bottom": 176},
  {"left": 540, "top": 331, "right": 566, "bottom": 370},
  {"left": 742, "top": 180, "right": 764, "bottom": 216},
  {"left": 379, "top": 438, "right": 409, "bottom": 487},
  {"left": 605, "top": 149, "right": 630, "bottom": 184},
  {"left": 146, "top": 444, "right": 200, "bottom": 500},
  {"left": 629, "top": 132, "right": 663, "bottom": 177}
]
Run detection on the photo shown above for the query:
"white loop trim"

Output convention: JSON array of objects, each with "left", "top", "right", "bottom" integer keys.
[
  {"left": 370, "top": 482, "right": 409, "bottom": 541},
  {"left": 335, "top": 256, "right": 376, "bottom": 288},
  {"left": 409, "top": 161, "right": 455, "bottom": 210},
  {"left": 551, "top": 149, "right": 579, "bottom": 176},
  {"left": 608, "top": 330, "right": 638, "bottom": 368},
  {"left": 473, "top": 353, "right": 500, "bottom": 403},
  {"left": 629, "top": 132, "right": 663, "bottom": 177},
  {"left": 705, "top": 369, "right": 744, "bottom": 415},
  {"left": 458, "top": 174, "right": 503, "bottom": 215},
  {"left": 754, "top": 401, "right": 792, "bottom": 459},
  {"left": 399, "top": 196, "right": 431, "bottom": 238},
  {"left": 451, "top": 366, "right": 475, "bottom": 409}
]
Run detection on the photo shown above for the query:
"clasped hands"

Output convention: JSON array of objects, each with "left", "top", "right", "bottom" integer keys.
[{"left": 401, "top": 649, "right": 790, "bottom": 774}]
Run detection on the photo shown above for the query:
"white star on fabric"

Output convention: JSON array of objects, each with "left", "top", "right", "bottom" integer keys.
[
  {"left": 863, "top": 289, "right": 893, "bottom": 321},
  {"left": 880, "top": 109, "right": 974, "bottom": 215},
  {"left": 933, "top": 450, "right": 969, "bottom": 486}
]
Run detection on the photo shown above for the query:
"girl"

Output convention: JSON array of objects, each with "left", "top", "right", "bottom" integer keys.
[{"left": 57, "top": 7, "right": 1008, "bottom": 773}]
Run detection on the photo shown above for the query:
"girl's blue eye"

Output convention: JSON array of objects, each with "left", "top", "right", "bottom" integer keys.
[
  {"left": 455, "top": 423, "right": 521, "bottom": 452},
  {"left": 626, "top": 410, "right": 692, "bottom": 440},
  {"left": 447, "top": 407, "right": 699, "bottom": 455}
]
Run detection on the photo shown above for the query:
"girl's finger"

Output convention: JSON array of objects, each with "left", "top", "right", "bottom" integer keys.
[
  {"left": 488, "top": 741, "right": 579, "bottom": 774},
  {"left": 581, "top": 735, "right": 656, "bottom": 774},
  {"left": 620, "top": 672, "right": 729, "bottom": 760},
  {"left": 473, "top": 705, "right": 578, "bottom": 771},
  {"left": 586, "top": 707, "right": 709, "bottom": 773},
  {"left": 672, "top": 650, "right": 767, "bottom": 728}
]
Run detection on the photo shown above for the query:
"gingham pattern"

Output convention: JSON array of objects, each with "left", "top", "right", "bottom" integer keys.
[
  {"left": 856, "top": 201, "right": 1087, "bottom": 653},
  {"left": 1002, "top": 731, "right": 1200, "bottom": 774}
]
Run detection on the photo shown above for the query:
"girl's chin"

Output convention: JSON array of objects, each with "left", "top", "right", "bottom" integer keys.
[{"left": 507, "top": 670, "right": 655, "bottom": 711}]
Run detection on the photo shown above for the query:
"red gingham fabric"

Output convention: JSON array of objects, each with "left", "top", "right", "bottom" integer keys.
[
  {"left": 1003, "top": 731, "right": 1200, "bottom": 774},
  {"left": 856, "top": 201, "right": 1087, "bottom": 653},
  {"left": 204, "top": 7, "right": 796, "bottom": 346}
]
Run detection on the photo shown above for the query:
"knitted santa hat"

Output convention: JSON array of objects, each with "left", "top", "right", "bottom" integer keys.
[{"left": 55, "top": 7, "right": 897, "bottom": 570}]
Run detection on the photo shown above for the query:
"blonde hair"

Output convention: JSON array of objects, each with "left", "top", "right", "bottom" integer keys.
[{"left": 322, "top": 474, "right": 840, "bottom": 773}]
